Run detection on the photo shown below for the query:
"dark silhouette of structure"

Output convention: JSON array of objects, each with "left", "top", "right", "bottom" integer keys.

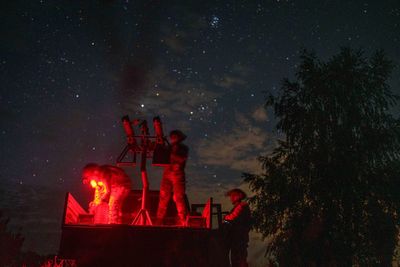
[{"left": 59, "top": 191, "right": 228, "bottom": 266}]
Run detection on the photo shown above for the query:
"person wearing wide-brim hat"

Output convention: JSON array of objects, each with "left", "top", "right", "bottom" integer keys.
[
  {"left": 156, "top": 130, "right": 189, "bottom": 226},
  {"left": 224, "top": 188, "right": 252, "bottom": 267},
  {"left": 169, "top": 129, "right": 186, "bottom": 142},
  {"left": 226, "top": 188, "right": 247, "bottom": 201}
]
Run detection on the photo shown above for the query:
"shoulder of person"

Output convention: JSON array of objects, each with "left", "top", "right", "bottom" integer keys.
[
  {"left": 102, "top": 165, "right": 124, "bottom": 174},
  {"left": 236, "top": 201, "right": 250, "bottom": 212}
]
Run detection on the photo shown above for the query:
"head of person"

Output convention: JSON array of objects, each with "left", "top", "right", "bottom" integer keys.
[
  {"left": 82, "top": 163, "right": 101, "bottom": 185},
  {"left": 169, "top": 130, "right": 186, "bottom": 144},
  {"left": 226, "top": 188, "right": 247, "bottom": 205}
]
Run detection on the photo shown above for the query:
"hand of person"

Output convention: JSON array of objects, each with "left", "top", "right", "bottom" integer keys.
[{"left": 89, "top": 201, "right": 96, "bottom": 214}]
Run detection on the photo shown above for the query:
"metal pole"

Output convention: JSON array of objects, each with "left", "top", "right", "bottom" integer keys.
[
  {"left": 140, "top": 146, "right": 148, "bottom": 211},
  {"left": 132, "top": 120, "right": 153, "bottom": 225}
]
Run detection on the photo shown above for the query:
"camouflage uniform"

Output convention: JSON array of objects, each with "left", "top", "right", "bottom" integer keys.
[
  {"left": 224, "top": 201, "right": 252, "bottom": 267},
  {"left": 157, "top": 142, "right": 189, "bottom": 225},
  {"left": 83, "top": 164, "right": 131, "bottom": 224},
  {"left": 102, "top": 165, "right": 131, "bottom": 224}
]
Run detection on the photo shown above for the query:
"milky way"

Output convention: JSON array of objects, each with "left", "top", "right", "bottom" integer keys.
[{"left": 1, "top": 1, "right": 399, "bottom": 263}]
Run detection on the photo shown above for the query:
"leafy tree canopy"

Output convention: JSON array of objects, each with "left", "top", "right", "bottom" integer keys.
[{"left": 245, "top": 47, "right": 400, "bottom": 266}]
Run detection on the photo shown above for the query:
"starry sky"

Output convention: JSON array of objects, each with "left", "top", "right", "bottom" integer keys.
[{"left": 1, "top": 0, "right": 400, "bottom": 264}]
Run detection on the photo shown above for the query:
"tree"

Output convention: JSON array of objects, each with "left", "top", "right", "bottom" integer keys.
[
  {"left": 0, "top": 211, "right": 24, "bottom": 266},
  {"left": 244, "top": 48, "right": 400, "bottom": 266}
]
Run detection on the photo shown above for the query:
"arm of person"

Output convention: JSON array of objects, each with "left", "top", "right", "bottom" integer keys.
[{"left": 224, "top": 202, "right": 248, "bottom": 221}]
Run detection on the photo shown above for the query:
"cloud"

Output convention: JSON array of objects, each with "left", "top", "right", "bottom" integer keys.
[
  {"left": 196, "top": 112, "right": 271, "bottom": 173},
  {"left": 252, "top": 106, "right": 268, "bottom": 122},
  {"left": 163, "top": 33, "right": 186, "bottom": 54},
  {"left": 214, "top": 75, "right": 247, "bottom": 89},
  {"left": 131, "top": 65, "right": 220, "bottom": 120},
  {"left": 213, "top": 63, "right": 253, "bottom": 90}
]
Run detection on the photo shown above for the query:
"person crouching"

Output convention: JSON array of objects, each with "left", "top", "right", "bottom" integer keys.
[{"left": 82, "top": 163, "right": 131, "bottom": 224}]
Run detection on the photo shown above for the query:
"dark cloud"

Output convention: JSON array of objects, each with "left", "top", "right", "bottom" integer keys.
[{"left": 197, "top": 112, "right": 272, "bottom": 173}]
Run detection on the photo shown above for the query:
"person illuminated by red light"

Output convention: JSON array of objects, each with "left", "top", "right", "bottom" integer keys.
[
  {"left": 82, "top": 163, "right": 131, "bottom": 224},
  {"left": 156, "top": 130, "right": 189, "bottom": 226},
  {"left": 223, "top": 188, "right": 252, "bottom": 267},
  {"left": 89, "top": 179, "right": 107, "bottom": 208}
]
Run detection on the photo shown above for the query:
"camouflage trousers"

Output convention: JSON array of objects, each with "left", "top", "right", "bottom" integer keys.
[
  {"left": 157, "top": 172, "right": 187, "bottom": 225},
  {"left": 109, "top": 186, "right": 130, "bottom": 224}
]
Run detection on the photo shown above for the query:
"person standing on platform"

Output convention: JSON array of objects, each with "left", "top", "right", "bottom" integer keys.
[
  {"left": 223, "top": 188, "right": 252, "bottom": 267},
  {"left": 82, "top": 163, "right": 131, "bottom": 224},
  {"left": 156, "top": 130, "right": 189, "bottom": 226}
]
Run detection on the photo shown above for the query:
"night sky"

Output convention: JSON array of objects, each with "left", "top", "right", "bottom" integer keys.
[{"left": 1, "top": 0, "right": 400, "bottom": 264}]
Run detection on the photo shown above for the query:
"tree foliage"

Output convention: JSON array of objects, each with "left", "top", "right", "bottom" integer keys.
[
  {"left": 0, "top": 211, "right": 24, "bottom": 266},
  {"left": 244, "top": 48, "right": 400, "bottom": 266}
]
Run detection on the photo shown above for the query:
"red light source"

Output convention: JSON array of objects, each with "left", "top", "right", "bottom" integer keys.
[
  {"left": 90, "top": 180, "right": 97, "bottom": 188},
  {"left": 90, "top": 179, "right": 108, "bottom": 208}
]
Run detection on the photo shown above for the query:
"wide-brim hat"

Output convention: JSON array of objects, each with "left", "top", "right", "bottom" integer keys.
[
  {"left": 226, "top": 188, "right": 247, "bottom": 200},
  {"left": 170, "top": 130, "right": 187, "bottom": 141}
]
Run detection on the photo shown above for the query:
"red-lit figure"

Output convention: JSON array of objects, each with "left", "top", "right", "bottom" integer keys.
[
  {"left": 156, "top": 130, "right": 189, "bottom": 226},
  {"left": 87, "top": 178, "right": 109, "bottom": 224},
  {"left": 224, "top": 189, "right": 252, "bottom": 267},
  {"left": 82, "top": 163, "right": 132, "bottom": 224}
]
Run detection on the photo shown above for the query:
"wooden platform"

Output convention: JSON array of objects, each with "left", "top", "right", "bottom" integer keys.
[{"left": 59, "top": 192, "right": 229, "bottom": 266}]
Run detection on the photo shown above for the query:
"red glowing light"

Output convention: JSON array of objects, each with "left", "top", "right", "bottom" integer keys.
[
  {"left": 89, "top": 179, "right": 109, "bottom": 208},
  {"left": 90, "top": 180, "right": 97, "bottom": 188}
]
